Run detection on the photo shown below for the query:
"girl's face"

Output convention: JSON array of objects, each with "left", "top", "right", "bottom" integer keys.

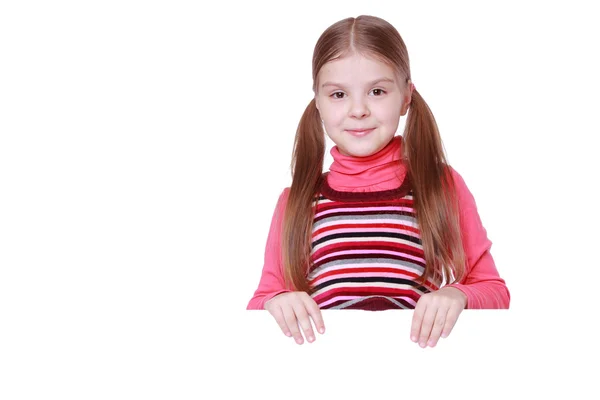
[{"left": 315, "top": 53, "right": 412, "bottom": 157}]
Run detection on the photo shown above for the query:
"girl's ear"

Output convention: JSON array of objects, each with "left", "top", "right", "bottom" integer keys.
[
  {"left": 315, "top": 97, "right": 324, "bottom": 123},
  {"left": 400, "top": 91, "right": 413, "bottom": 115},
  {"left": 400, "top": 101, "right": 410, "bottom": 116}
]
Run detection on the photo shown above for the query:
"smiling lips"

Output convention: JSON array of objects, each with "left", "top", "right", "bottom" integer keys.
[{"left": 346, "top": 128, "right": 375, "bottom": 137}]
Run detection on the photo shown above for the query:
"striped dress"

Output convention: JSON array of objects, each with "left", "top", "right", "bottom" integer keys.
[{"left": 307, "top": 172, "right": 440, "bottom": 310}]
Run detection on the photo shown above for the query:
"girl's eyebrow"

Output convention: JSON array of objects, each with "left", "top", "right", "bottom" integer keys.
[{"left": 321, "top": 77, "right": 395, "bottom": 89}]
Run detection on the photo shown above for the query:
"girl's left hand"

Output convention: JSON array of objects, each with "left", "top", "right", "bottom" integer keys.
[{"left": 410, "top": 286, "right": 467, "bottom": 348}]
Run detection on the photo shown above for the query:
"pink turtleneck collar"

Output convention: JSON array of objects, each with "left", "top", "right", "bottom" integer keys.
[{"left": 325, "top": 135, "right": 407, "bottom": 193}]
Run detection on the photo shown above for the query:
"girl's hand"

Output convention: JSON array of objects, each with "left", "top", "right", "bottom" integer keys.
[
  {"left": 410, "top": 286, "right": 467, "bottom": 348},
  {"left": 264, "top": 291, "right": 325, "bottom": 345}
]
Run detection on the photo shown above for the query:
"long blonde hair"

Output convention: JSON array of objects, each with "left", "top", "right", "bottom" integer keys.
[{"left": 282, "top": 15, "right": 466, "bottom": 292}]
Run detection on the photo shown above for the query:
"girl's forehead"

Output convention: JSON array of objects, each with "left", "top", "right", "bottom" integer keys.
[
  {"left": 321, "top": 53, "right": 394, "bottom": 73},
  {"left": 323, "top": 53, "right": 388, "bottom": 69},
  {"left": 317, "top": 54, "right": 399, "bottom": 86}
]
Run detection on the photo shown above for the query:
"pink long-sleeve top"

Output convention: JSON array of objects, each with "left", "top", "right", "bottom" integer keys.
[{"left": 247, "top": 135, "right": 510, "bottom": 310}]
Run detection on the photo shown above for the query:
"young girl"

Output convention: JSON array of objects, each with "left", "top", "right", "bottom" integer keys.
[{"left": 246, "top": 15, "right": 510, "bottom": 348}]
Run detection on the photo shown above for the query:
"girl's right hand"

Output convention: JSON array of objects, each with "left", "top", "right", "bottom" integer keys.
[{"left": 264, "top": 291, "right": 325, "bottom": 344}]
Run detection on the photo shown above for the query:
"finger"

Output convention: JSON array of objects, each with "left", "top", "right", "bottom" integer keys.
[
  {"left": 410, "top": 299, "right": 428, "bottom": 343},
  {"left": 441, "top": 305, "right": 463, "bottom": 339},
  {"left": 302, "top": 295, "right": 326, "bottom": 335},
  {"left": 292, "top": 302, "right": 316, "bottom": 343},
  {"left": 282, "top": 306, "right": 304, "bottom": 345},
  {"left": 418, "top": 306, "right": 439, "bottom": 348},
  {"left": 268, "top": 304, "right": 292, "bottom": 338},
  {"left": 427, "top": 306, "right": 449, "bottom": 347}
]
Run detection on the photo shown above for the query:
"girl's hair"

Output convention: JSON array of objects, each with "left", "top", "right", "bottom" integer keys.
[{"left": 282, "top": 15, "right": 466, "bottom": 293}]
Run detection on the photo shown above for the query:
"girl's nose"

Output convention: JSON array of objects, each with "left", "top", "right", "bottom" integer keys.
[{"left": 348, "top": 98, "right": 370, "bottom": 119}]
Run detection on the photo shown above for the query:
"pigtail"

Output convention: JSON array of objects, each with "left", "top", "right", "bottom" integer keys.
[
  {"left": 282, "top": 98, "right": 325, "bottom": 293},
  {"left": 403, "top": 88, "right": 466, "bottom": 286}
]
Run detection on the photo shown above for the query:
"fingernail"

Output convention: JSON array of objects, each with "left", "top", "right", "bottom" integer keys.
[
  {"left": 296, "top": 338, "right": 303, "bottom": 344},
  {"left": 419, "top": 342, "right": 426, "bottom": 348},
  {"left": 411, "top": 336, "right": 417, "bottom": 342},
  {"left": 428, "top": 340, "right": 435, "bottom": 347},
  {"left": 308, "top": 336, "right": 314, "bottom": 342},
  {"left": 441, "top": 332, "right": 448, "bottom": 338},
  {"left": 319, "top": 327, "right": 325, "bottom": 334},
  {"left": 285, "top": 332, "right": 291, "bottom": 337}
]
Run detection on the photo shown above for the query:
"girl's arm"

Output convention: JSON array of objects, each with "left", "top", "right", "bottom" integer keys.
[
  {"left": 246, "top": 188, "right": 292, "bottom": 310},
  {"left": 444, "top": 167, "right": 511, "bottom": 309}
]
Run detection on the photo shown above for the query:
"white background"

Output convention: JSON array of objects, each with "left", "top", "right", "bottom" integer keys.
[{"left": 1, "top": 0, "right": 599, "bottom": 398}]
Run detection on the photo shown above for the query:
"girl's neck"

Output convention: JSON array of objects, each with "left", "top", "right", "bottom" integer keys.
[{"left": 326, "top": 135, "right": 407, "bottom": 192}]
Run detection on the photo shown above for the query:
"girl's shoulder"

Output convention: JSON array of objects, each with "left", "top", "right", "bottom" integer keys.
[{"left": 445, "top": 165, "right": 480, "bottom": 215}]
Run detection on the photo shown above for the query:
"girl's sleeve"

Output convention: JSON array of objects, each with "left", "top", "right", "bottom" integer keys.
[
  {"left": 444, "top": 167, "right": 511, "bottom": 309},
  {"left": 246, "top": 188, "right": 292, "bottom": 310}
]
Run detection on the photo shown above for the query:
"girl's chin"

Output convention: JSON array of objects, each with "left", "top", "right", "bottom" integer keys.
[{"left": 338, "top": 144, "right": 382, "bottom": 157}]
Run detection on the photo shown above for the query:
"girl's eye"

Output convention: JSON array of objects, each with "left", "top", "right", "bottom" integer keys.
[
  {"left": 372, "top": 88, "right": 386, "bottom": 96},
  {"left": 331, "top": 92, "right": 345, "bottom": 99}
]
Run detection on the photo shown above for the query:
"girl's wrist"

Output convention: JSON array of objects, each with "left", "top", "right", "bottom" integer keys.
[{"left": 443, "top": 286, "right": 468, "bottom": 308}]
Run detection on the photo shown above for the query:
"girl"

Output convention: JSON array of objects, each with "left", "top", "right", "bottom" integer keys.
[{"left": 246, "top": 15, "right": 510, "bottom": 348}]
